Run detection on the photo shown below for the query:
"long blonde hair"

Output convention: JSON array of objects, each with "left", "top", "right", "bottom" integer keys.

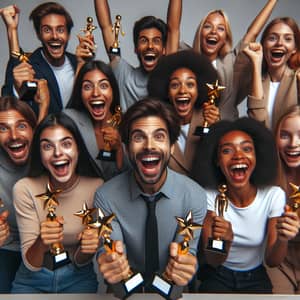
[
  {"left": 275, "top": 105, "right": 300, "bottom": 192},
  {"left": 193, "top": 10, "right": 233, "bottom": 59}
]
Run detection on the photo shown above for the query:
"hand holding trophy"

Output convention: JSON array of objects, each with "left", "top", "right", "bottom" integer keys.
[
  {"left": 207, "top": 184, "right": 229, "bottom": 254},
  {"left": 97, "top": 105, "right": 122, "bottom": 161},
  {"left": 194, "top": 80, "right": 225, "bottom": 136},
  {"left": 78, "top": 16, "right": 97, "bottom": 58},
  {"left": 151, "top": 211, "right": 202, "bottom": 300},
  {"left": 11, "top": 50, "right": 37, "bottom": 101},
  {"left": 288, "top": 183, "right": 300, "bottom": 217},
  {"left": 110, "top": 15, "right": 125, "bottom": 55},
  {"left": 92, "top": 207, "right": 144, "bottom": 299},
  {"left": 36, "top": 183, "right": 70, "bottom": 270}
]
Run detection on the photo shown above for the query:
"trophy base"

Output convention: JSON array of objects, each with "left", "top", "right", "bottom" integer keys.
[
  {"left": 194, "top": 126, "right": 210, "bottom": 137},
  {"left": 19, "top": 81, "right": 38, "bottom": 102},
  {"left": 97, "top": 149, "right": 116, "bottom": 161},
  {"left": 52, "top": 251, "right": 71, "bottom": 270},
  {"left": 151, "top": 274, "right": 183, "bottom": 300},
  {"left": 207, "top": 238, "right": 227, "bottom": 255},
  {"left": 111, "top": 272, "right": 144, "bottom": 299},
  {"left": 109, "top": 47, "right": 121, "bottom": 56}
]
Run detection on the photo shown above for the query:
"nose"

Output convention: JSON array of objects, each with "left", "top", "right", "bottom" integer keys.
[
  {"left": 179, "top": 83, "right": 187, "bottom": 94},
  {"left": 54, "top": 145, "right": 63, "bottom": 157},
  {"left": 51, "top": 28, "right": 58, "bottom": 39},
  {"left": 290, "top": 135, "right": 300, "bottom": 148},
  {"left": 144, "top": 136, "right": 155, "bottom": 150},
  {"left": 9, "top": 127, "right": 18, "bottom": 140},
  {"left": 148, "top": 39, "right": 154, "bottom": 49},
  {"left": 233, "top": 148, "right": 243, "bottom": 159},
  {"left": 92, "top": 84, "right": 101, "bottom": 96},
  {"left": 276, "top": 35, "right": 283, "bottom": 46}
]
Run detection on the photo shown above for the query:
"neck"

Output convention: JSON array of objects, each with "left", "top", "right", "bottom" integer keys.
[
  {"left": 268, "top": 65, "right": 287, "bottom": 82},
  {"left": 49, "top": 174, "right": 79, "bottom": 191},
  {"left": 226, "top": 183, "right": 257, "bottom": 208}
]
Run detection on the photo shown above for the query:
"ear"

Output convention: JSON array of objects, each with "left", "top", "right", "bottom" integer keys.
[{"left": 170, "top": 144, "right": 175, "bottom": 155}]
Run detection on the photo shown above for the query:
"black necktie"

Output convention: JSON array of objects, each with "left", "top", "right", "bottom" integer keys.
[{"left": 141, "top": 193, "right": 162, "bottom": 284}]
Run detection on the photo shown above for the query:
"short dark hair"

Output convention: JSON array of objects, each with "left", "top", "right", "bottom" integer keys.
[
  {"left": 192, "top": 117, "right": 278, "bottom": 188},
  {"left": 148, "top": 50, "right": 218, "bottom": 108},
  {"left": 29, "top": 2, "right": 73, "bottom": 35},
  {"left": 133, "top": 16, "right": 168, "bottom": 49},
  {"left": 66, "top": 60, "right": 120, "bottom": 114},
  {"left": 120, "top": 98, "right": 180, "bottom": 146},
  {"left": 28, "top": 112, "right": 101, "bottom": 178},
  {"left": 0, "top": 96, "right": 37, "bottom": 130}
]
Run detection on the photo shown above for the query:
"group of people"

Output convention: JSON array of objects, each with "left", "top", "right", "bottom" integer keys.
[{"left": 0, "top": 0, "right": 300, "bottom": 296}]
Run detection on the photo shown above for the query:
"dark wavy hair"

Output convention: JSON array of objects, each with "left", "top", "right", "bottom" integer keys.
[
  {"left": 66, "top": 60, "right": 120, "bottom": 115},
  {"left": 28, "top": 112, "right": 101, "bottom": 178},
  {"left": 133, "top": 15, "right": 168, "bottom": 48},
  {"left": 30, "top": 2, "right": 73, "bottom": 35},
  {"left": 148, "top": 50, "right": 218, "bottom": 109},
  {"left": 192, "top": 117, "right": 277, "bottom": 189},
  {"left": 120, "top": 97, "right": 180, "bottom": 146}
]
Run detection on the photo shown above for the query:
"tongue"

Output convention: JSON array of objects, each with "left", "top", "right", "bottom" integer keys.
[{"left": 54, "top": 164, "right": 68, "bottom": 176}]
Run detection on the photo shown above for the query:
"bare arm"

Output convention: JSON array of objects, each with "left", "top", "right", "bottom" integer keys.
[
  {"left": 166, "top": 0, "right": 182, "bottom": 54},
  {"left": 94, "top": 0, "right": 115, "bottom": 62},
  {"left": 243, "top": 0, "right": 277, "bottom": 44},
  {"left": 0, "top": 5, "right": 20, "bottom": 54}
]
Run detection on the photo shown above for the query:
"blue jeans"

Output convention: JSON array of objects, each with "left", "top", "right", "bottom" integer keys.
[
  {"left": 198, "top": 264, "right": 272, "bottom": 293},
  {"left": 12, "top": 262, "right": 97, "bottom": 293},
  {"left": 0, "top": 249, "right": 21, "bottom": 293}
]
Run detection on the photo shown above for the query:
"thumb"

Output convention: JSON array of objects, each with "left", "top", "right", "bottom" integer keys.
[
  {"left": 114, "top": 240, "right": 124, "bottom": 255},
  {"left": 56, "top": 216, "right": 65, "bottom": 225},
  {"left": 169, "top": 242, "right": 179, "bottom": 257}
]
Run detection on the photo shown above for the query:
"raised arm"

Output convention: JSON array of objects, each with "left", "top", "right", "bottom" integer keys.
[
  {"left": 166, "top": 0, "right": 182, "bottom": 55},
  {"left": 94, "top": 0, "right": 115, "bottom": 61},
  {"left": 0, "top": 5, "right": 20, "bottom": 54},
  {"left": 243, "top": 0, "right": 277, "bottom": 44}
]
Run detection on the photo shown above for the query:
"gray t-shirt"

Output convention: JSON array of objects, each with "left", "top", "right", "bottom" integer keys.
[{"left": 112, "top": 57, "right": 149, "bottom": 112}]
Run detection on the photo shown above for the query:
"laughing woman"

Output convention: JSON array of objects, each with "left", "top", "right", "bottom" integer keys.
[
  {"left": 65, "top": 60, "right": 127, "bottom": 181},
  {"left": 243, "top": 17, "right": 300, "bottom": 130},
  {"left": 12, "top": 112, "right": 103, "bottom": 293},
  {"left": 267, "top": 105, "right": 300, "bottom": 293},
  {"left": 192, "top": 0, "right": 277, "bottom": 120},
  {"left": 148, "top": 50, "right": 217, "bottom": 176},
  {"left": 192, "top": 117, "right": 300, "bottom": 293}
]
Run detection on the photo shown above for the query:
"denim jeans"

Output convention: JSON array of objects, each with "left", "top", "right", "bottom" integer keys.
[
  {"left": 198, "top": 264, "right": 272, "bottom": 293},
  {"left": 12, "top": 261, "right": 98, "bottom": 293},
  {"left": 0, "top": 249, "right": 22, "bottom": 293}
]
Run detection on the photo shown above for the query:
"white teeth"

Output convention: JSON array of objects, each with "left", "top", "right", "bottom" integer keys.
[
  {"left": 176, "top": 97, "right": 190, "bottom": 101},
  {"left": 145, "top": 53, "right": 155, "bottom": 57},
  {"left": 286, "top": 151, "right": 300, "bottom": 156},
  {"left": 231, "top": 164, "right": 248, "bottom": 170},
  {"left": 91, "top": 100, "right": 105, "bottom": 105},
  {"left": 9, "top": 143, "right": 23, "bottom": 148},
  {"left": 142, "top": 156, "right": 159, "bottom": 162},
  {"left": 52, "top": 160, "right": 68, "bottom": 166}
]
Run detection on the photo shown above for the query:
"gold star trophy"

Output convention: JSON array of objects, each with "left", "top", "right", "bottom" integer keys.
[
  {"left": 110, "top": 15, "right": 125, "bottom": 55},
  {"left": 151, "top": 211, "right": 202, "bottom": 300},
  {"left": 97, "top": 105, "right": 122, "bottom": 161},
  {"left": 90, "top": 207, "right": 144, "bottom": 299},
  {"left": 35, "top": 183, "right": 70, "bottom": 270},
  {"left": 194, "top": 80, "right": 225, "bottom": 136},
  {"left": 288, "top": 183, "right": 300, "bottom": 217},
  {"left": 11, "top": 49, "right": 37, "bottom": 102},
  {"left": 74, "top": 202, "right": 96, "bottom": 227},
  {"left": 80, "top": 16, "right": 97, "bottom": 56},
  {"left": 207, "top": 184, "right": 229, "bottom": 254}
]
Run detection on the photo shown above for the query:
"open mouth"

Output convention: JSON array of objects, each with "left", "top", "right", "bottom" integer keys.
[
  {"left": 285, "top": 150, "right": 300, "bottom": 158},
  {"left": 230, "top": 163, "right": 249, "bottom": 180},
  {"left": 89, "top": 100, "right": 106, "bottom": 117},
  {"left": 175, "top": 97, "right": 191, "bottom": 112},
  {"left": 51, "top": 160, "right": 70, "bottom": 176},
  {"left": 206, "top": 37, "right": 218, "bottom": 46},
  {"left": 271, "top": 50, "right": 285, "bottom": 59},
  {"left": 143, "top": 53, "right": 156, "bottom": 62},
  {"left": 47, "top": 41, "right": 63, "bottom": 53},
  {"left": 141, "top": 155, "right": 160, "bottom": 168},
  {"left": 8, "top": 142, "right": 26, "bottom": 154}
]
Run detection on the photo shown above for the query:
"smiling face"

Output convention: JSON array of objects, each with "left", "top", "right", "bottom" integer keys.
[
  {"left": 0, "top": 110, "right": 33, "bottom": 165},
  {"left": 128, "top": 116, "right": 171, "bottom": 194},
  {"left": 217, "top": 130, "right": 256, "bottom": 190},
  {"left": 263, "top": 22, "right": 296, "bottom": 73},
  {"left": 168, "top": 68, "right": 198, "bottom": 124},
  {"left": 81, "top": 69, "right": 113, "bottom": 123},
  {"left": 200, "top": 12, "right": 227, "bottom": 61},
  {"left": 38, "top": 14, "right": 70, "bottom": 66},
  {"left": 40, "top": 125, "right": 78, "bottom": 189},
  {"left": 277, "top": 115, "right": 300, "bottom": 169},
  {"left": 135, "top": 28, "right": 166, "bottom": 72}
]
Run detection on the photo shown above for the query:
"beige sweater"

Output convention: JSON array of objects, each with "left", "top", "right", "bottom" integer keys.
[{"left": 13, "top": 174, "right": 103, "bottom": 271}]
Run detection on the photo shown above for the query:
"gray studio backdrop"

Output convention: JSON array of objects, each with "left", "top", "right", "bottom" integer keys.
[{"left": 1, "top": 0, "right": 300, "bottom": 116}]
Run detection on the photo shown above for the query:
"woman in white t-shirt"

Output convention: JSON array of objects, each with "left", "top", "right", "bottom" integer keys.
[
  {"left": 243, "top": 17, "right": 300, "bottom": 130},
  {"left": 192, "top": 117, "right": 300, "bottom": 293}
]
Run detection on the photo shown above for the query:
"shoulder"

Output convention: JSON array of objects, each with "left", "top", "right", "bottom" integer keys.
[{"left": 79, "top": 176, "right": 103, "bottom": 190}]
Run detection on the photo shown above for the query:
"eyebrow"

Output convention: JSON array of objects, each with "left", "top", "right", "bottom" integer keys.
[
  {"left": 219, "top": 140, "right": 253, "bottom": 147},
  {"left": 130, "top": 128, "right": 168, "bottom": 135},
  {"left": 40, "top": 136, "right": 73, "bottom": 143},
  {"left": 169, "top": 76, "right": 197, "bottom": 81}
]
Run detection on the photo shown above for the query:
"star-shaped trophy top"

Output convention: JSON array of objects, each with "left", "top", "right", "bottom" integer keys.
[
  {"left": 35, "top": 183, "right": 62, "bottom": 210},
  {"left": 206, "top": 80, "right": 226, "bottom": 102},
  {"left": 175, "top": 211, "right": 202, "bottom": 241},
  {"left": 74, "top": 202, "right": 96, "bottom": 226},
  {"left": 89, "top": 207, "right": 115, "bottom": 238},
  {"left": 289, "top": 182, "right": 300, "bottom": 211}
]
